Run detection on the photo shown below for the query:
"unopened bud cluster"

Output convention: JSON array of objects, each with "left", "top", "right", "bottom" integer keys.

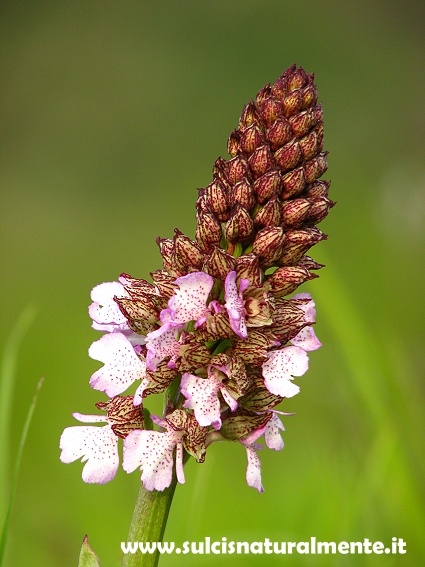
[{"left": 60, "top": 65, "right": 333, "bottom": 492}]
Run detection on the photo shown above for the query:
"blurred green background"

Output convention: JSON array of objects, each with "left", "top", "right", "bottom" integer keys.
[{"left": 1, "top": 1, "right": 425, "bottom": 565}]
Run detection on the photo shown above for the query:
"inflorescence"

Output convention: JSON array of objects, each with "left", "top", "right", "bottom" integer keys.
[{"left": 60, "top": 65, "right": 334, "bottom": 492}]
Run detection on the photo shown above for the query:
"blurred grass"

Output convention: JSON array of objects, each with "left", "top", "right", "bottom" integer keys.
[
  {"left": 0, "top": 307, "right": 40, "bottom": 565},
  {"left": 1, "top": 1, "right": 424, "bottom": 566},
  {"left": 0, "top": 306, "right": 37, "bottom": 515}
]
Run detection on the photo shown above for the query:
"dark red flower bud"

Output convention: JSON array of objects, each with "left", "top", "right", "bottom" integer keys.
[
  {"left": 238, "top": 372, "right": 283, "bottom": 412},
  {"left": 278, "top": 228, "right": 327, "bottom": 265},
  {"left": 297, "top": 255, "right": 325, "bottom": 271},
  {"left": 235, "top": 253, "right": 262, "bottom": 287},
  {"left": 289, "top": 105, "right": 323, "bottom": 138},
  {"left": 203, "top": 310, "right": 234, "bottom": 340},
  {"left": 96, "top": 396, "right": 145, "bottom": 438},
  {"left": 274, "top": 139, "right": 302, "bottom": 171},
  {"left": 202, "top": 246, "right": 237, "bottom": 280},
  {"left": 220, "top": 408, "right": 272, "bottom": 441},
  {"left": 280, "top": 166, "right": 306, "bottom": 199},
  {"left": 225, "top": 205, "right": 254, "bottom": 243},
  {"left": 265, "top": 117, "right": 293, "bottom": 150},
  {"left": 305, "top": 197, "right": 336, "bottom": 225},
  {"left": 195, "top": 190, "right": 208, "bottom": 218},
  {"left": 260, "top": 96, "right": 284, "bottom": 126},
  {"left": 203, "top": 180, "right": 229, "bottom": 221},
  {"left": 238, "top": 100, "right": 262, "bottom": 130},
  {"left": 281, "top": 198, "right": 312, "bottom": 228},
  {"left": 156, "top": 236, "right": 173, "bottom": 262},
  {"left": 120, "top": 273, "right": 157, "bottom": 297},
  {"left": 240, "top": 123, "right": 265, "bottom": 154},
  {"left": 229, "top": 177, "right": 256, "bottom": 210},
  {"left": 287, "top": 67, "right": 308, "bottom": 91},
  {"left": 232, "top": 330, "right": 278, "bottom": 366},
  {"left": 271, "top": 70, "right": 290, "bottom": 100},
  {"left": 253, "top": 170, "right": 281, "bottom": 204},
  {"left": 248, "top": 144, "right": 275, "bottom": 178},
  {"left": 253, "top": 196, "right": 281, "bottom": 228},
  {"left": 282, "top": 89, "right": 303, "bottom": 117},
  {"left": 269, "top": 298, "right": 307, "bottom": 343},
  {"left": 221, "top": 408, "right": 273, "bottom": 441},
  {"left": 173, "top": 234, "right": 204, "bottom": 271},
  {"left": 301, "top": 81, "right": 318, "bottom": 109},
  {"left": 150, "top": 270, "right": 177, "bottom": 300},
  {"left": 195, "top": 211, "right": 222, "bottom": 253},
  {"left": 156, "top": 236, "right": 180, "bottom": 275},
  {"left": 178, "top": 335, "right": 211, "bottom": 371},
  {"left": 252, "top": 226, "right": 286, "bottom": 265},
  {"left": 304, "top": 152, "right": 328, "bottom": 183},
  {"left": 115, "top": 294, "right": 159, "bottom": 334},
  {"left": 266, "top": 265, "right": 317, "bottom": 296},
  {"left": 224, "top": 155, "right": 250, "bottom": 185},
  {"left": 227, "top": 129, "right": 241, "bottom": 157},
  {"left": 255, "top": 83, "right": 271, "bottom": 106},
  {"left": 144, "top": 361, "right": 179, "bottom": 397},
  {"left": 212, "top": 158, "right": 232, "bottom": 190},
  {"left": 304, "top": 179, "right": 330, "bottom": 199},
  {"left": 299, "top": 126, "right": 323, "bottom": 160}
]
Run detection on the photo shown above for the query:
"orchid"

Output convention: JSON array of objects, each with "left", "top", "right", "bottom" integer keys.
[
  {"left": 245, "top": 445, "right": 264, "bottom": 493},
  {"left": 290, "top": 293, "right": 322, "bottom": 351},
  {"left": 89, "top": 280, "right": 130, "bottom": 333},
  {"left": 224, "top": 270, "right": 250, "bottom": 338},
  {"left": 123, "top": 416, "right": 185, "bottom": 491},
  {"left": 145, "top": 271, "right": 214, "bottom": 371},
  {"left": 60, "top": 414, "right": 120, "bottom": 484},
  {"left": 262, "top": 346, "right": 309, "bottom": 398},
  {"left": 60, "top": 396, "right": 144, "bottom": 484},
  {"left": 89, "top": 331, "right": 148, "bottom": 402},
  {"left": 60, "top": 64, "right": 334, "bottom": 564}
]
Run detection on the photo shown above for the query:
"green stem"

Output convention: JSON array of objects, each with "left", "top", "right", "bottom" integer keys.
[{"left": 121, "top": 478, "right": 177, "bottom": 567}]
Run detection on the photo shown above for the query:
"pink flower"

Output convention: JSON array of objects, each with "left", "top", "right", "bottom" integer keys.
[
  {"left": 242, "top": 412, "right": 285, "bottom": 451},
  {"left": 123, "top": 416, "right": 185, "bottom": 491},
  {"left": 290, "top": 293, "right": 322, "bottom": 351},
  {"left": 180, "top": 371, "right": 237, "bottom": 430},
  {"left": 145, "top": 319, "right": 182, "bottom": 372},
  {"left": 168, "top": 272, "right": 214, "bottom": 325},
  {"left": 224, "top": 271, "right": 250, "bottom": 339},
  {"left": 264, "top": 412, "right": 285, "bottom": 451},
  {"left": 145, "top": 272, "right": 214, "bottom": 371},
  {"left": 88, "top": 280, "right": 130, "bottom": 333},
  {"left": 245, "top": 445, "right": 264, "bottom": 493},
  {"left": 59, "top": 413, "right": 120, "bottom": 484},
  {"left": 89, "top": 332, "right": 148, "bottom": 403},
  {"left": 262, "top": 346, "right": 309, "bottom": 397}
]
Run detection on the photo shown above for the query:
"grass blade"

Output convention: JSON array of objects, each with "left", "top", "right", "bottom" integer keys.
[
  {"left": 0, "top": 376, "right": 44, "bottom": 565},
  {"left": 0, "top": 305, "right": 39, "bottom": 566},
  {"left": 0, "top": 305, "right": 37, "bottom": 504}
]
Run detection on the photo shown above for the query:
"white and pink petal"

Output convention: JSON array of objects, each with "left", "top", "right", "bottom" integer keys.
[
  {"left": 89, "top": 332, "right": 147, "bottom": 397},
  {"left": 123, "top": 428, "right": 184, "bottom": 491},
  {"left": 168, "top": 272, "right": 214, "bottom": 324},
  {"left": 245, "top": 445, "right": 264, "bottom": 493},
  {"left": 291, "top": 293, "right": 321, "bottom": 351},
  {"left": 224, "top": 271, "right": 249, "bottom": 339},
  {"left": 89, "top": 281, "right": 129, "bottom": 332},
  {"left": 262, "top": 346, "right": 309, "bottom": 397},
  {"left": 145, "top": 324, "right": 181, "bottom": 372},
  {"left": 59, "top": 420, "right": 119, "bottom": 484},
  {"left": 264, "top": 413, "right": 285, "bottom": 451},
  {"left": 181, "top": 373, "right": 222, "bottom": 430},
  {"left": 290, "top": 326, "right": 322, "bottom": 352}
]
